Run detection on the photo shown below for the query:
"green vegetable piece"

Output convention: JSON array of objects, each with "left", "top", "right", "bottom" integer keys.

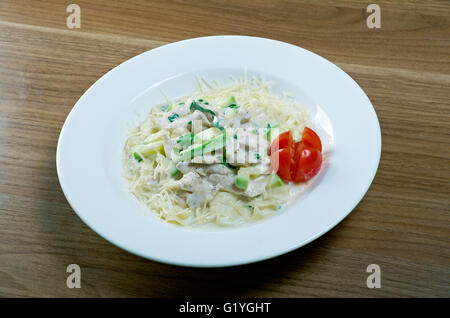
[
  {"left": 133, "top": 152, "right": 143, "bottom": 162},
  {"left": 190, "top": 101, "right": 224, "bottom": 130},
  {"left": 168, "top": 113, "right": 179, "bottom": 122},
  {"left": 235, "top": 168, "right": 249, "bottom": 190},
  {"left": 265, "top": 123, "right": 271, "bottom": 139},
  {"left": 220, "top": 96, "right": 238, "bottom": 108},
  {"left": 169, "top": 164, "right": 180, "bottom": 177},
  {"left": 159, "top": 154, "right": 181, "bottom": 178},
  {"left": 268, "top": 173, "right": 283, "bottom": 188},
  {"left": 190, "top": 101, "right": 216, "bottom": 116},
  {"left": 223, "top": 162, "right": 237, "bottom": 170}
]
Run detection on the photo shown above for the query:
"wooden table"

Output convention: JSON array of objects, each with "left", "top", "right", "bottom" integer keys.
[{"left": 0, "top": 0, "right": 448, "bottom": 297}]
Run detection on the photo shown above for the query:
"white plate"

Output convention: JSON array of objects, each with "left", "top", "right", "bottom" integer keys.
[{"left": 56, "top": 36, "right": 381, "bottom": 267}]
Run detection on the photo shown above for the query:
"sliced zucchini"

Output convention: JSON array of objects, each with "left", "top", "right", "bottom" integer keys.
[
  {"left": 268, "top": 173, "right": 283, "bottom": 188},
  {"left": 219, "top": 96, "right": 238, "bottom": 108},
  {"left": 235, "top": 168, "right": 249, "bottom": 190}
]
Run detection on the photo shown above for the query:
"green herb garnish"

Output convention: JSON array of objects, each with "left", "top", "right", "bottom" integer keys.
[
  {"left": 190, "top": 101, "right": 223, "bottom": 130},
  {"left": 190, "top": 101, "right": 215, "bottom": 116},
  {"left": 133, "top": 152, "right": 143, "bottom": 162},
  {"left": 168, "top": 113, "right": 179, "bottom": 122}
]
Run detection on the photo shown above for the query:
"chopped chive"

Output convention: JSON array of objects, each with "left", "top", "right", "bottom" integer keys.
[
  {"left": 223, "top": 162, "right": 237, "bottom": 170},
  {"left": 233, "top": 134, "right": 237, "bottom": 139},
  {"left": 178, "top": 102, "right": 185, "bottom": 105},
  {"left": 198, "top": 99, "right": 204, "bottom": 102},
  {"left": 133, "top": 152, "right": 143, "bottom": 162},
  {"left": 188, "top": 120, "right": 192, "bottom": 125},
  {"left": 204, "top": 101, "right": 209, "bottom": 105},
  {"left": 228, "top": 104, "right": 239, "bottom": 109},
  {"left": 266, "top": 123, "right": 271, "bottom": 137},
  {"left": 168, "top": 113, "right": 179, "bottom": 122},
  {"left": 247, "top": 205, "right": 253, "bottom": 209},
  {"left": 190, "top": 101, "right": 216, "bottom": 116},
  {"left": 255, "top": 153, "right": 261, "bottom": 160},
  {"left": 190, "top": 101, "right": 223, "bottom": 130}
]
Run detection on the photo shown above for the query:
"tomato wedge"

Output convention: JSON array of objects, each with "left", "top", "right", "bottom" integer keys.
[
  {"left": 270, "top": 131, "right": 294, "bottom": 181},
  {"left": 291, "top": 141, "right": 322, "bottom": 182},
  {"left": 270, "top": 147, "right": 292, "bottom": 181},
  {"left": 269, "top": 127, "right": 322, "bottom": 183},
  {"left": 270, "top": 131, "right": 293, "bottom": 155},
  {"left": 301, "top": 127, "right": 322, "bottom": 152}
]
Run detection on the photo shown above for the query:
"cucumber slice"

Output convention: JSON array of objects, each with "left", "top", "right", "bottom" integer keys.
[
  {"left": 219, "top": 96, "right": 238, "bottom": 108},
  {"left": 133, "top": 152, "right": 143, "bottom": 162},
  {"left": 235, "top": 168, "right": 249, "bottom": 190},
  {"left": 168, "top": 163, "right": 180, "bottom": 177},
  {"left": 268, "top": 173, "right": 283, "bottom": 188}
]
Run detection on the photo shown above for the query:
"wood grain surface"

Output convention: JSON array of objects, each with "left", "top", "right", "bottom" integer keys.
[{"left": 0, "top": 0, "right": 449, "bottom": 297}]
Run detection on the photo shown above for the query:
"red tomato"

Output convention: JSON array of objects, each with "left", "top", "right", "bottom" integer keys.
[
  {"left": 269, "top": 128, "right": 322, "bottom": 183},
  {"left": 291, "top": 142, "right": 322, "bottom": 182},
  {"left": 270, "top": 131, "right": 293, "bottom": 155},
  {"left": 270, "top": 147, "right": 292, "bottom": 181},
  {"left": 302, "top": 127, "right": 322, "bottom": 152}
]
